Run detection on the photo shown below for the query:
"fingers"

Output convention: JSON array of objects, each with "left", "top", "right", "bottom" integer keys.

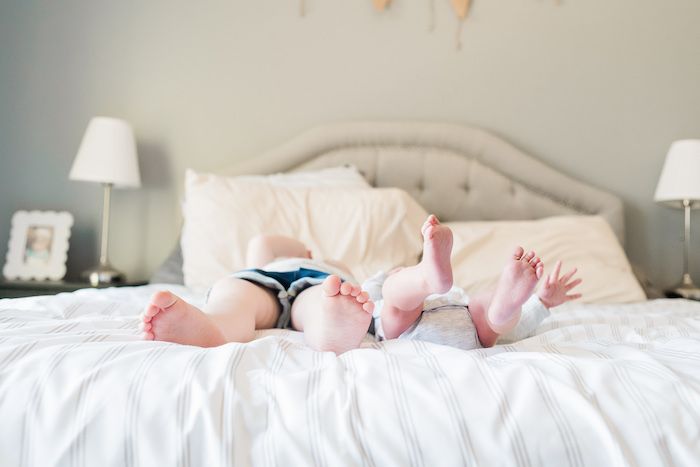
[
  {"left": 565, "top": 278, "right": 582, "bottom": 291},
  {"left": 566, "top": 293, "right": 582, "bottom": 301},
  {"left": 560, "top": 267, "right": 578, "bottom": 284},
  {"left": 551, "top": 260, "right": 562, "bottom": 283}
]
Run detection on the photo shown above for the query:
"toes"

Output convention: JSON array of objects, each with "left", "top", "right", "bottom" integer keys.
[
  {"left": 356, "top": 291, "right": 369, "bottom": 303},
  {"left": 143, "top": 331, "right": 154, "bottom": 340},
  {"left": 350, "top": 284, "right": 361, "bottom": 297},
  {"left": 139, "top": 322, "right": 152, "bottom": 332},
  {"left": 340, "top": 281, "right": 353, "bottom": 296},
  {"left": 144, "top": 305, "right": 160, "bottom": 319},
  {"left": 535, "top": 263, "right": 544, "bottom": 279},
  {"left": 362, "top": 302, "right": 374, "bottom": 314},
  {"left": 522, "top": 250, "right": 535, "bottom": 262},
  {"left": 150, "top": 291, "right": 179, "bottom": 310},
  {"left": 322, "top": 275, "right": 342, "bottom": 296},
  {"left": 512, "top": 246, "right": 524, "bottom": 260}
]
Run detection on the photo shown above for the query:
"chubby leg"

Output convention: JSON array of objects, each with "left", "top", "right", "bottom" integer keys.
[
  {"left": 246, "top": 234, "right": 311, "bottom": 268},
  {"left": 468, "top": 247, "right": 543, "bottom": 347},
  {"left": 380, "top": 215, "right": 453, "bottom": 339},
  {"left": 140, "top": 277, "right": 280, "bottom": 347},
  {"left": 291, "top": 275, "right": 374, "bottom": 354}
]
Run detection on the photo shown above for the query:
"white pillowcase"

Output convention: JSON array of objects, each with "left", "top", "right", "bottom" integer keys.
[
  {"left": 447, "top": 216, "right": 646, "bottom": 304},
  {"left": 229, "top": 165, "right": 371, "bottom": 188},
  {"left": 181, "top": 169, "right": 427, "bottom": 292}
]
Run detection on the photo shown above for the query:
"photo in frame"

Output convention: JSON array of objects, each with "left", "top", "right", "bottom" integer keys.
[{"left": 3, "top": 210, "right": 74, "bottom": 281}]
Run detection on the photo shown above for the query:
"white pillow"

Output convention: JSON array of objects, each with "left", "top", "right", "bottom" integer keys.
[
  {"left": 447, "top": 216, "right": 646, "bottom": 304},
  {"left": 181, "top": 169, "right": 426, "bottom": 292},
  {"left": 229, "top": 165, "right": 370, "bottom": 188}
]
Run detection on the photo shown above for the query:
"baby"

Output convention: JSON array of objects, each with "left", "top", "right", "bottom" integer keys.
[{"left": 141, "top": 215, "right": 581, "bottom": 353}]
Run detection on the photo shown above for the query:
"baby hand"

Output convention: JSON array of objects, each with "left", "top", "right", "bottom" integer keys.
[{"left": 537, "top": 260, "right": 582, "bottom": 308}]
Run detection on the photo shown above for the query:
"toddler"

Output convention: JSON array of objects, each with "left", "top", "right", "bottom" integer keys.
[{"left": 140, "top": 215, "right": 581, "bottom": 353}]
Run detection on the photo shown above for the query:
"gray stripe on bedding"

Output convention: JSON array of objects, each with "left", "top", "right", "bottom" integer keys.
[
  {"left": 472, "top": 350, "right": 531, "bottom": 467},
  {"left": 527, "top": 366, "right": 583, "bottom": 467},
  {"left": 221, "top": 346, "right": 247, "bottom": 467},
  {"left": 262, "top": 340, "right": 291, "bottom": 467},
  {"left": 124, "top": 346, "right": 169, "bottom": 467},
  {"left": 345, "top": 352, "right": 376, "bottom": 467},
  {"left": 415, "top": 341, "right": 477, "bottom": 467},
  {"left": 306, "top": 351, "right": 326, "bottom": 467},
  {"left": 177, "top": 350, "right": 208, "bottom": 467},
  {"left": 612, "top": 363, "right": 674, "bottom": 467},
  {"left": 383, "top": 347, "right": 424, "bottom": 467},
  {"left": 20, "top": 341, "right": 84, "bottom": 467},
  {"left": 542, "top": 345, "right": 632, "bottom": 466},
  {"left": 73, "top": 344, "right": 128, "bottom": 467}
]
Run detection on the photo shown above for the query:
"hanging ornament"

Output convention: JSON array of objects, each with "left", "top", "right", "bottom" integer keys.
[
  {"left": 373, "top": 0, "right": 391, "bottom": 12},
  {"left": 451, "top": 0, "right": 471, "bottom": 19},
  {"left": 451, "top": 0, "right": 471, "bottom": 50}
]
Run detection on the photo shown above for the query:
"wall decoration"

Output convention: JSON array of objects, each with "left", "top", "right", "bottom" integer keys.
[
  {"left": 3, "top": 210, "right": 73, "bottom": 281},
  {"left": 298, "top": 1, "right": 560, "bottom": 50},
  {"left": 373, "top": 0, "right": 392, "bottom": 11}
]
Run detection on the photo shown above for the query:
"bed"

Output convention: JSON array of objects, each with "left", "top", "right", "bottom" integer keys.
[{"left": 1, "top": 122, "right": 699, "bottom": 467}]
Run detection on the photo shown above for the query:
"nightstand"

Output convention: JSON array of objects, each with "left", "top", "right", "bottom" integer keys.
[
  {"left": 0, "top": 279, "right": 148, "bottom": 299},
  {"left": 664, "top": 290, "right": 700, "bottom": 301}
]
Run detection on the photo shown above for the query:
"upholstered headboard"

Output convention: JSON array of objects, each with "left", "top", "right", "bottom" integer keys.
[
  {"left": 223, "top": 122, "right": 624, "bottom": 243},
  {"left": 151, "top": 121, "right": 625, "bottom": 284}
]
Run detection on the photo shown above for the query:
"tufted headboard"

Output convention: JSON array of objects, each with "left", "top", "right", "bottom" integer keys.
[
  {"left": 151, "top": 121, "right": 626, "bottom": 284},
  {"left": 223, "top": 121, "right": 625, "bottom": 244}
]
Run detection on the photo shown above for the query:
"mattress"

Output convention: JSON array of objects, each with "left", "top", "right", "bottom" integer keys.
[{"left": 1, "top": 285, "right": 699, "bottom": 466}]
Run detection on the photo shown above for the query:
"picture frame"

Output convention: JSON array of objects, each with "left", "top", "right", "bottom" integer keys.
[{"left": 3, "top": 210, "right": 74, "bottom": 281}]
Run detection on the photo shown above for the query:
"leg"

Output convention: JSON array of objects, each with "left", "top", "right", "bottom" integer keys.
[
  {"left": 246, "top": 234, "right": 311, "bottom": 268},
  {"left": 140, "top": 277, "right": 280, "bottom": 347},
  {"left": 380, "top": 215, "right": 453, "bottom": 339},
  {"left": 290, "top": 275, "right": 374, "bottom": 354},
  {"left": 468, "top": 247, "right": 544, "bottom": 347}
]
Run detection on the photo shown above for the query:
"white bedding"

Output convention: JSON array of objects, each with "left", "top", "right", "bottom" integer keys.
[{"left": 1, "top": 285, "right": 699, "bottom": 467}]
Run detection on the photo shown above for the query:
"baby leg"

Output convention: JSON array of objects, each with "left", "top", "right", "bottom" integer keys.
[
  {"left": 140, "top": 277, "right": 280, "bottom": 346},
  {"left": 468, "top": 247, "right": 543, "bottom": 347},
  {"left": 291, "top": 275, "right": 374, "bottom": 354},
  {"left": 380, "top": 215, "right": 453, "bottom": 339},
  {"left": 246, "top": 235, "right": 310, "bottom": 268}
]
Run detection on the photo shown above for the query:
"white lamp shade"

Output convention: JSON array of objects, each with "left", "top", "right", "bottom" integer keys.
[
  {"left": 69, "top": 117, "right": 141, "bottom": 188},
  {"left": 654, "top": 139, "right": 700, "bottom": 207}
]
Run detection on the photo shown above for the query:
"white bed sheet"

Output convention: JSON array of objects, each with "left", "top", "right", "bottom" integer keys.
[{"left": 0, "top": 284, "right": 699, "bottom": 467}]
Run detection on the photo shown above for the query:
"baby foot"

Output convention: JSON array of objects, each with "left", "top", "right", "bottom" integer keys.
[
  {"left": 304, "top": 275, "right": 374, "bottom": 354},
  {"left": 486, "top": 247, "right": 544, "bottom": 334},
  {"left": 419, "top": 214, "right": 454, "bottom": 294},
  {"left": 140, "top": 291, "right": 226, "bottom": 347}
]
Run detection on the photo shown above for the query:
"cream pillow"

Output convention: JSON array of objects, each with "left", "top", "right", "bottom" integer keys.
[
  {"left": 181, "top": 169, "right": 427, "bottom": 292},
  {"left": 231, "top": 165, "right": 371, "bottom": 188},
  {"left": 447, "top": 216, "right": 646, "bottom": 304}
]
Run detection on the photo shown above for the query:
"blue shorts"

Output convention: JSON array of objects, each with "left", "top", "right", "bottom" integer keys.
[{"left": 231, "top": 267, "right": 332, "bottom": 329}]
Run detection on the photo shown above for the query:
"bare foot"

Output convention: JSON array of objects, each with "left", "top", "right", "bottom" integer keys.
[
  {"left": 485, "top": 246, "right": 544, "bottom": 335},
  {"left": 419, "top": 214, "right": 454, "bottom": 294},
  {"left": 140, "top": 291, "right": 227, "bottom": 347},
  {"left": 303, "top": 275, "right": 374, "bottom": 354}
]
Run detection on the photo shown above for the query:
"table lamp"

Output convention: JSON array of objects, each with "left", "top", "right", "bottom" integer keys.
[
  {"left": 69, "top": 117, "right": 141, "bottom": 286},
  {"left": 654, "top": 139, "right": 700, "bottom": 299}
]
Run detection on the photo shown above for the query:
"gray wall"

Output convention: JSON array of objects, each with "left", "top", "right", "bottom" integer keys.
[{"left": 1, "top": 1, "right": 699, "bottom": 288}]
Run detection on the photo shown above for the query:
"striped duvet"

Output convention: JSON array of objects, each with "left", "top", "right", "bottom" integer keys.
[{"left": 0, "top": 284, "right": 699, "bottom": 467}]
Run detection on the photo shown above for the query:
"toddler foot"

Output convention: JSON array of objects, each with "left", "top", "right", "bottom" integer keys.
[
  {"left": 140, "top": 291, "right": 226, "bottom": 347},
  {"left": 486, "top": 247, "right": 543, "bottom": 334},
  {"left": 419, "top": 214, "right": 454, "bottom": 294},
  {"left": 304, "top": 275, "right": 374, "bottom": 354}
]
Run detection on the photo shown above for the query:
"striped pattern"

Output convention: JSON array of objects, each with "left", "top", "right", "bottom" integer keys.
[{"left": 0, "top": 285, "right": 699, "bottom": 466}]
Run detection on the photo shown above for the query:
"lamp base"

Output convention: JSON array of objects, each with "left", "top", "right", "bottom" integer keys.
[
  {"left": 82, "top": 264, "right": 125, "bottom": 287},
  {"left": 668, "top": 278, "right": 700, "bottom": 300}
]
